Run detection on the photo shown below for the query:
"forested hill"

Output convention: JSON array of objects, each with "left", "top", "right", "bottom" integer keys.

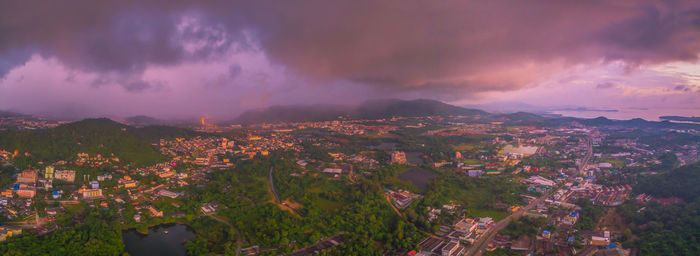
[
  {"left": 636, "top": 162, "right": 700, "bottom": 201},
  {"left": 0, "top": 118, "right": 199, "bottom": 167},
  {"left": 621, "top": 163, "right": 700, "bottom": 255},
  {"left": 232, "top": 98, "right": 488, "bottom": 124}
]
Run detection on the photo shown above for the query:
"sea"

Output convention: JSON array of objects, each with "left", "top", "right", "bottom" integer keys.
[{"left": 550, "top": 108, "right": 699, "bottom": 122}]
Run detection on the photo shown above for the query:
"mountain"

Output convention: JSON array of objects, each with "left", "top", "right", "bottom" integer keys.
[
  {"left": 660, "top": 116, "right": 700, "bottom": 122},
  {"left": 354, "top": 99, "right": 487, "bottom": 119},
  {"left": 232, "top": 99, "right": 488, "bottom": 124},
  {"left": 234, "top": 104, "right": 352, "bottom": 124},
  {"left": 0, "top": 118, "right": 200, "bottom": 167},
  {"left": 124, "top": 115, "right": 165, "bottom": 127}
]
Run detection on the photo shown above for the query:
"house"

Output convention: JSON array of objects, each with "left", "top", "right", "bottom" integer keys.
[
  {"left": 14, "top": 183, "right": 36, "bottom": 198},
  {"left": 54, "top": 170, "right": 76, "bottom": 182},
  {"left": 157, "top": 189, "right": 182, "bottom": 198},
  {"left": 82, "top": 188, "right": 103, "bottom": 199},
  {"left": 441, "top": 241, "right": 462, "bottom": 256},
  {"left": 89, "top": 180, "right": 99, "bottom": 189},
  {"left": 322, "top": 168, "right": 343, "bottom": 175},
  {"left": 468, "top": 170, "right": 482, "bottom": 177},
  {"left": 510, "top": 236, "right": 531, "bottom": 251},
  {"left": 562, "top": 212, "right": 579, "bottom": 225},
  {"left": 454, "top": 219, "right": 477, "bottom": 234},
  {"left": 17, "top": 170, "right": 37, "bottom": 184},
  {"left": 0, "top": 226, "right": 22, "bottom": 242},
  {"left": 477, "top": 217, "right": 493, "bottom": 229},
  {"left": 390, "top": 151, "right": 407, "bottom": 164},
  {"left": 146, "top": 206, "right": 163, "bottom": 217}
]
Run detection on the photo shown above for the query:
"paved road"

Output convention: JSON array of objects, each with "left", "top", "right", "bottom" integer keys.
[
  {"left": 204, "top": 213, "right": 242, "bottom": 256},
  {"left": 466, "top": 187, "right": 558, "bottom": 256},
  {"left": 579, "top": 136, "right": 593, "bottom": 174},
  {"left": 269, "top": 166, "right": 281, "bottom": 203}
]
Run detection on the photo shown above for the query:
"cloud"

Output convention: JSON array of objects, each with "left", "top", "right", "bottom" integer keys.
[
  {"left": 597, "top": 82, "right": 618, "bottom": 89},
  {"left": 0, "top": 0, "right": 699, "bottom": 118}
]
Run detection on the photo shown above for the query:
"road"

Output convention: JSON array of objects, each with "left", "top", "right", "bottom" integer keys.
[
  {"left": 579, "top": 136, "right": 593, "bottom": 174},
  {"left": 269, "top": 166, "right": 281, "bottom": 203},
  {"left": 466, "top": 187, "right": 558, "bottom": 256},
  {"left": 203, "top": 213, "right": 242, "bottom": 256}
]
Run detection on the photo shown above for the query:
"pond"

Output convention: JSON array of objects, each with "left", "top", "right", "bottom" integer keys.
[
  {"left": 398, "top": 168, "right": 438, "bottom": 190},
  {"left": 122, "top": 224, "right": 195, "bottom": 256}
]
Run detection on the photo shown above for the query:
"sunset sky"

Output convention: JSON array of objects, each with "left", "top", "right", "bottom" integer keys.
[{"left": 1, "top": 0, "right": 699, "bottom": 119}]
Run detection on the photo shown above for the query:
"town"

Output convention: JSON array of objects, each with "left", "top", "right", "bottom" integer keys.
[{"left": 0, "top": 112, "right": 699, "bottom": 256}]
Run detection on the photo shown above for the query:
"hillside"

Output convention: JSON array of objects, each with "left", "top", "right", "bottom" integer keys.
[
  {"left": 0, "top": 118, "right": 198, "bottom": 167},
  {"left": 232, "top": 99, "right": 488, "bottom": 124}
]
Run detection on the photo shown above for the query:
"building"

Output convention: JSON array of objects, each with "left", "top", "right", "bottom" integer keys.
[
  {"left": 97, "top": 174, "right": 112, "bottom": 181},
  {"left": 157, "top": 189, "right": 181, "bottom": 198},
  {"left": 523, "top": 176, "right": 555, "bottom": 187},
  {"left": 454, "top": 218, "right": 477, "bottom": 234},
  {"left": 0, "top": 226, "right": 22, "bottom": 242},
  {"left": 390, "top": 151, "right": 407, "bottom": 165},
  {"left": 477, "top": 217, "right": 493, "bottom": 229},
  {"left": 14, "top": 183, "right": 36, "bottom": 198},
  {"left": 52, "top": 190, "right": 63, "bottom": 199},
  {"left": 54, "top": 170, "right": 76, "bottom": 182},
  {"left": 322, "top": 168, "right": 343, "bottom": 175},
  {"left": 44, "top": 166, "right": 54, "bottom": 179},
  {"left": 17, "top": 170, "right": 37, "bottom": 184},
  {"left": 511, "top": 236, "right": 531, "bottom": 251},
  {"left": 146, "top": 206, "right": 163, "bottom": 217},
  {"left": 89, "top": 180, "right": 99, "bottom": 189},
  {"left": 441, "top": 241, "right": 461, "bottom": 256},
  {"left": 468, "top": 170, "right": 482, "bottom": 177},
  {"left": 563, "top": 212, "right": 579, "bottom": 225},
  {"left": 82, "top": 188, "right": 103, "bottom": 199}
]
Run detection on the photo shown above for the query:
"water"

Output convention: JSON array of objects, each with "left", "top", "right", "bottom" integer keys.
[
  {"left": 550, "top": 108, "right": 699, "bottom": 122},
  {"left": 122, "top": 224, "right": 195, "bottom": 256},
  {"left": 398, "top": 168, "right": 438, "bottom": 190}
]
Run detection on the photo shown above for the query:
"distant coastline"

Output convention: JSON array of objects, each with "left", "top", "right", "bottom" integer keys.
[
  {"left": 660, "top": 116, "right": 700, "bottom": 124},
  {"left": 553, "top": 107, "right": 618, "bottom": 112},
  {"left": 660, "top": 116, "right": 700, "bottom": 122}
]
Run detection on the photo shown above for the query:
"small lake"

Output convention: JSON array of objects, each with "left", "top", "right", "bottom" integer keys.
[
  {"left": 123, "top": 224, "right": 195, "bottom": 256},
  {"left": 398, "top": 169, "right": 438, "bottom": 190}
]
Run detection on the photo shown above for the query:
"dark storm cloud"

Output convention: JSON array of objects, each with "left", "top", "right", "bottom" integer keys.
[{"left": 1, "top": 0, "right": 700, "bottom": 96}]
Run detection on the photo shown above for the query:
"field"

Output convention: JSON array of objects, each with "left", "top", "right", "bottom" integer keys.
[{"left": 464, "top": 208, "right": 509, "bottom": 221}]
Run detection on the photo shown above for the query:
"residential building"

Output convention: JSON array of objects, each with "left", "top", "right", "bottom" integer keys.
[
  {"left": 391, "top": 151, "right": 407, "bottom": 164},
  {"left": 82, "top": 188, "right": 103, "bottom": 199},
  {"left": 44, "top": 166, "right": 54, "bottom": 179},
  {"left": 54, "top": 170, "right": 76, "bottom": 182},
  {"left": 17, "top": 170, "right": 37, "bottom": 184}
]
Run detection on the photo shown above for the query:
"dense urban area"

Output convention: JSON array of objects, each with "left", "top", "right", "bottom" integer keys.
[{"left": 0, "top": 103, "right": 699, "bottom": 256}]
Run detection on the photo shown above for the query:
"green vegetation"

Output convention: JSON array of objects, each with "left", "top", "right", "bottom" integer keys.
[
  {"left": 0, "top": 208, "right": 125, "bottom": 255},
  {"left": 574, "top": 198, "right": 604, "bottom": 231},
  {"left": 499, "top": 216, "right": 545, "bottom": 239},
  {"left": 0, "top": 118, "right": 170, "bottom": 168},
  {"left": 619, "top": 163, "right": 700, "bottom": 255}
]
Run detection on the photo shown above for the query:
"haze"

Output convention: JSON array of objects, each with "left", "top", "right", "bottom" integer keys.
[{"left": 1, "top": 0, "right": 699, "bottom": 120}]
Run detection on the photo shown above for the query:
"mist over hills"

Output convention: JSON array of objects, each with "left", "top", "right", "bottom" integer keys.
[{"left": 232, "top": 99, "right": 488, "bottom": 124}]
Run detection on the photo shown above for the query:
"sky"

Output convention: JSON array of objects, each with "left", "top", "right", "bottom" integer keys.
[{"left": 0, "top": 0, "right": 699, "bottom": 120}]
